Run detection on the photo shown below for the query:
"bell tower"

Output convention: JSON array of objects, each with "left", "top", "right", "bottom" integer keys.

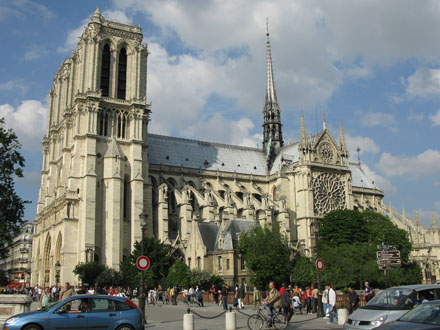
[{"left": 32, "top": 9, "right": 152, "bottom": 285}]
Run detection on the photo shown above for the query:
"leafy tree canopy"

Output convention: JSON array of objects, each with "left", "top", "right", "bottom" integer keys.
[
  {"left": 120, "top": 237, "right": 176, "bottom": 287},
  {"left": 96, "top": 268, "right": 123, "bottom": 288},
  {"left": 0, "top": 118, "right": 28, "bottom": 259},
  {"left": 291, "top": 256, "right": 316, "bottom": 288},
  {"left": 237, "top": 224, "right": 292, "bottom": 289},
  {"left": 73, "top": 262, "right": 107, "bottom": 286},
  {"left": 318, "top": 210, "right": 421, "bottom": 288}
]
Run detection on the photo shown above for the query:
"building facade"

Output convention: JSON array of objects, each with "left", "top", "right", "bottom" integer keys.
[
  {"left": 0, "top": 223, "right": 33, "bottom": 286},
  {"left": 31, "top": 10, "right": 439, "bottom": 286}
]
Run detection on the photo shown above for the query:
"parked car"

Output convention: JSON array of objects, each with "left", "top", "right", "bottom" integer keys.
[
  {"left": 344, "top": 284, "right": 440, "bottom": 330},
  {"left": 3, "top": 295, "right": 143, "bottom": 330},
  {"left": 379, "top": 300, "right": 440, "bottom": 329}
]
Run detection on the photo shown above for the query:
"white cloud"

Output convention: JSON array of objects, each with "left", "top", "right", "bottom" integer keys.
[
  {"left": 23, "top": 44, "right": 50, "bottom": 61},
  {"left": 0, "top": 100, "right": 48, "bottom": 152},
  {"left": 0, "top": 0, "right": 54, "bottom": 22},
  {"left": 430, "top": 109, "right": 440, "bottom": 126},
  {"left": 408, "top": 110, "right": 425, "bottom": 122},
  {"left": 101, "top": 9, "right": 132, "bottom": 25},
  {"left": 346, "top": 134, "right": 380, "bottom": 161},
  {"left": 359, "top": 112, "right": 396, "bottom": 128},
  {"left": 0, "top": 80, "right": 28, "bottom": 95},
  {"left": 361, "top": 164, "right": 396, "bottom": 195},
  {"left": 405, "top": 67, "right": 440, "bottom": 98},
  {"left": 377, "top": 150, "right": 440, "bottom": 178}
]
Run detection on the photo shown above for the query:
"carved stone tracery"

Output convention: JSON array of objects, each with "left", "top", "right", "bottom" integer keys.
[
  {"left": 313, "top": 172, "right": 346, "bottom": 216},
  {"left": 319, "top": 142, "right": 334, "bottom": 163}
]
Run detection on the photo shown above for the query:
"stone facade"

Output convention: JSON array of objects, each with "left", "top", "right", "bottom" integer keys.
[
  {"left": 31, "top": 10, "right": 438, "bottom": 287},
  {"left": 0, "top": 223, "right": 33, "bottom": 286}
]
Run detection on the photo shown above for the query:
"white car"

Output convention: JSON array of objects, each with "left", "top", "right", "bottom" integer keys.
[{"left": 344, "top": 284, "right": 440, "bottom": 330}]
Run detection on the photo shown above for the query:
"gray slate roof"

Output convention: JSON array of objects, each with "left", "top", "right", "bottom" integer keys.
[
  {"left": 198, "top": 222, "right": 218, "bottom": 252},
  {"left": 147, "top": 134, "right": 378, "bottom": 190},
  {"left": 148, "top": 134, "right": 267, "bottom": 176}
]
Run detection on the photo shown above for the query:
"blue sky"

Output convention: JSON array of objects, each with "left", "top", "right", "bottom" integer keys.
[{"left": 0, "top": 0, "right": 439, "bottom": 227}]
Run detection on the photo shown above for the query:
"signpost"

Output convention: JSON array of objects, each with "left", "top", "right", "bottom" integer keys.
[
  {"left": 136, "top": 256, "right": 151, "bottom": 271},
  {"left": 377, "top": 245, "right": 400, "bottom": 288},
  {"left": 316, "top": 258, "right": 325, "bottom": 272}
]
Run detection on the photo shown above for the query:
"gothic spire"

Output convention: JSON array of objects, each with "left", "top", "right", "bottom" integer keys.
[
  {"left": 323, "top": 113, "right": 327, "bottom": 130},
  {"left": 262, "top": 19, "right": 283, "bottom": 155},
  {"left": 431, "top": 212, "right": 438, "bottom": 229},
  {"left": 300, "top": 112, "right": 307, "bottom": 149},
  {"left": 339, "top": 120, "right": 349, "bottom": 159}
]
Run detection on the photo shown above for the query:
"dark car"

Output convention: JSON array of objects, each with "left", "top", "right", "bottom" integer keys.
[
  {"left": 3, "top": 295, "right": 143, "bottom": 330},
  {"left": 377, "top": 300, "right": 440, "bottom": 329}
]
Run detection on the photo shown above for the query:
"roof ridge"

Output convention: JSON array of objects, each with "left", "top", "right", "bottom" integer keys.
[{"left": 148, "top": 133, "right": 264, "bottom": 152}]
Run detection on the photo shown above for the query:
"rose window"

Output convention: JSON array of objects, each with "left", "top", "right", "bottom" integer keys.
[
  {"left": 319, "top": 142, "right": 334, "bottom": 163},
  {"left": 313, "top": 173, "right": 346, "bottom": 216}
]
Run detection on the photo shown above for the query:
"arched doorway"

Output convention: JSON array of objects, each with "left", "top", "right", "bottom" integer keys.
[{"left": 43, "top": 234, "right": 51, "bottom": 285}]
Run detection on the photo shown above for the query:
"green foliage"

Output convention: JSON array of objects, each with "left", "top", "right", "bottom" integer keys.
[
  {"left": 237, "top": 224, "right": 292, "bottom": 289},
  {"left": 96, "top": 268, "right": 123, "bottom": 287},
  {"left": 165, "top": 260, "right": 224, "bottom": 290},
  {"left": 0, "top": 270, "right": 9, "bottom": 286},
  {"left": 318, "top": 210, "right": 422, "bottom": 289},
  {"left": 0, "top": 118, "right": 28, "bottom": 259},
  {"left": 291, "top": 256, "right": 316, "bottom": 288},
  {"left": 73, "top": 262, "right": 107, "bottom": 286},
  {"left": 166, "top": 260, "right": 190, "bottom": 289},
  {"left": 119, "top": 237, "right": 176, "bottom": 287}
]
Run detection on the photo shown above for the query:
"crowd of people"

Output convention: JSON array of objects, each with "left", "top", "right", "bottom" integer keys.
[{"left": 1, "top": 279, "right": 375, "bottom": 324}]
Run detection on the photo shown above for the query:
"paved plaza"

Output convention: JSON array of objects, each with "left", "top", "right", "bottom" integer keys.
[{"left": 14, "top": 300, "right": 343, "bottom": 330}]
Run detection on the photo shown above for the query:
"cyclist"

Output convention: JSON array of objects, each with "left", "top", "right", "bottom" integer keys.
[{"left": 263, "top": 281, "right": 281, "bottom": 318}]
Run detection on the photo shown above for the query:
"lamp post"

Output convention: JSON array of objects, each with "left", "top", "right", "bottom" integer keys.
[
  {"left": 138, "top": 214, "right": 148, "bottom": 324},
  {"left": 314, "top": 219, "right": 324, "bottom": 317},
  {"left": 55, "top": 262, "right": 60, "bottom": 300}
]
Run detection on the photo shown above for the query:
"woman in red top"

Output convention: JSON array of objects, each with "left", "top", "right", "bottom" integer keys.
[{"left": 306, "top": 286, "right": 313, "bottom": 314}]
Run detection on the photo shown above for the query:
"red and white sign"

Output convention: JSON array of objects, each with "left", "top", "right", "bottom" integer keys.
[
  {"left": 136, "top": 256, "right": 150, "bottom": 271},
  {"left": 316, "top": 258, "right": 324, "bottom": 271}
]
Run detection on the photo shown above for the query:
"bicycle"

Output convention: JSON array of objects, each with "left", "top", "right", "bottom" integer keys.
[{"left": 247, "top": 303, "right": 288, "bottom": 329}]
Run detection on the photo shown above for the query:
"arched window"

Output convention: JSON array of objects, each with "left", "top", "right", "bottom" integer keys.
[
  {"left": 117, "top": 48, "right": 127, "bottom": 99},
  {"left": 100, "top": 44, "right": 110, "bottom": 97}
]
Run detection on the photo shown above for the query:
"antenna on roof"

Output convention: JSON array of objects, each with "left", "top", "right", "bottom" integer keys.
[{"left": 356, "top": 147, "right": 361, "bottom": 164}]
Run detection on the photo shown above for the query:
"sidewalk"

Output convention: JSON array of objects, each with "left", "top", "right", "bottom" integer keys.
[{"left": 143, "top": 302, "right": 343, "bottom": 329}]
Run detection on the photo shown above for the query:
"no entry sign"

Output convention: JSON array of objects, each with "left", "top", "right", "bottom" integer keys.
[
  {"left": 316, "top": 258, "right": 324, "bottom": 272},
  {"left": 136, "top": 256, "right": 151, "bottom": 271}
]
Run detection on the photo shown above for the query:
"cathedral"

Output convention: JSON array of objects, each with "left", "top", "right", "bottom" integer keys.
[{"left": 31, "top": 10, "right": 439, "bottom": 287}]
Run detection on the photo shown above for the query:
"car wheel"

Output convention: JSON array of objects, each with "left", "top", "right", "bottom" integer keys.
[
  {"left": 22, "top": 325, "right": 43, "bottom": 330},
  {"left": 115, "top": 325, "right": 134, "bottom": 330}
]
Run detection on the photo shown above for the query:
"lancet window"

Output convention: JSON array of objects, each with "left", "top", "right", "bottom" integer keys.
[
  {"left": 117, "top": 48, "right": 127, "bottom": 100},
  {"left": 100, "top": 44, "right": 110, "bottom": 97}
]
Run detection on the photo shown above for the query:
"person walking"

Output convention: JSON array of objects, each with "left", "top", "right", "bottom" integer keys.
[
  {"left": 349, "top": 287, "right": 359, "bottom": 314},
  {"left": 281, "top": 283, "right": 293, "bottom": 322},
  {"left": 364, "top": 281, "right": 374, "bottom": 303},
  {"left": 322, "top": 286, "right": 329, "bottom": 319},
  {"left": 327, "top": 284, "right": 337, "bottom": 324},
  {"left": 221, "top": 285, "right": 229, "bottom": 310},
  {"left": 253, "top": 286, "right": 260, "bottom": 310},
  {"left": 39, "top": 287, "right": 50, "bottom": 310},
  {"left": 238, "top": 283, "right": 245, "bottom": 309}
]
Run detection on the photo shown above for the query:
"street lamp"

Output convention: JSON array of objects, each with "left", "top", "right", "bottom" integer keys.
[
  {"left": 313, "top": 219, "right": 324, "bottom": 317},
  {"left": 138, "top": 213, "right": 148, "bottom": 324}
]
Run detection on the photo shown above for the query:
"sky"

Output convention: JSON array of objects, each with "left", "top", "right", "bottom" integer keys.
[{"left": 0, "top": 0, "right": 439, "bottom": 227}]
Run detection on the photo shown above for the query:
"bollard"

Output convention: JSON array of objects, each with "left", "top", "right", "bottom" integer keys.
[
  {"left": 183, "top": 312, "right": 195, "bottom": 330},
  {"left": 337, "top": 308, "right": 348, "bottom": 325},
  {"left": 225, "top": 311, "right": 236, "bottom": 330}
]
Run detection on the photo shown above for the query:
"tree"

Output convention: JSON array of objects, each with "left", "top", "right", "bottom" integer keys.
[
  {"left": 0, "top": 270, "right": 8, "bottom": 286},
  {"left": 291, "top": 256, "right": 316, "bottom": 288},
  {"left": 318, "top": 209, "right": 422, "bottom": 289},
  {"left": 166, "top": 260, "right": 190, "bottom": 289},
  {"left": 73, "top": 262, "right": 107, "bottom": 286},
  {"left": 119, "top": 237, "right": 176, "bottom": 287},
  {"left": 237, "top": 224, "right": 292, "bottom": 289},
  {"left": 96, "top": 268, "right": 123, "bottom": 287},
  {"left": 0, "top": 118, "right": 28, "bottom": 259}
]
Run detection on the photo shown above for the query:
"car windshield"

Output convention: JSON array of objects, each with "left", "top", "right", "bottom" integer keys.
[
  {"left": 400, "top": 303, "right": 440, "bottom": 325},
  {"left": 363, "top": 288, "right": 416, "bottom": 310},
  {"left": 40, "top": 301, "right": 59, "bottom": 311}
]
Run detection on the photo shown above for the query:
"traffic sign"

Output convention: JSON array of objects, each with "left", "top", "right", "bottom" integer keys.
[
  {"left": 316, "top": 258, "right": 325, "bottom": 271},
  {"left": 377, "top": 250, "right": 400, "bottom": 259},
  {"left": 377, "top": 245, "right": 396, "bottom": 251},
  {"left": 377, "top": 259, "right": 401, "bottom": 265},
  {"left": 136, "top": 256, "right": 151, "bottom": 271}
]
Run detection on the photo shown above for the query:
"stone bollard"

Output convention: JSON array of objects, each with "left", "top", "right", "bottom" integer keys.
[
  {"left": 225, "top": 311, "right": 236, "bottom": 330},
  {"left": 337, "top": 308, "right": 348, "bottom": 325},
  {"left": 0, "top": 294, "right": 33, "bottom": 324},
  {"left": 183, "top": 310, "right": 195, "bottom": 330}
]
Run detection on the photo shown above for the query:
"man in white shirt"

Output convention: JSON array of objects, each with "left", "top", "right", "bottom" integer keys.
[{"left": 327, "top": 284, "right": 337, "bottom": 324}]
